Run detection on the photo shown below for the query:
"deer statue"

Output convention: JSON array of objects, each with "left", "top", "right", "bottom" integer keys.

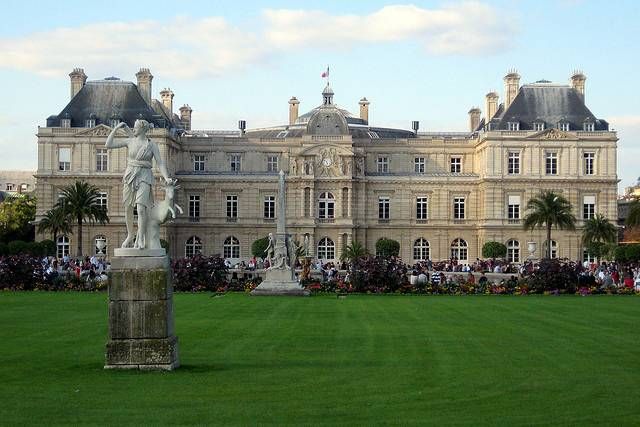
[{"left": 146, "top": 178, "right": 183, "bottom": 250}]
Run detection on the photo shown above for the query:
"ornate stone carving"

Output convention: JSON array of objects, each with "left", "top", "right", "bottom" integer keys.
[
  {"left": 539, "top": 128, "right": 569, "bottom": 140},
  {"left": 315, "top": 148, "right": 342, "bottom": 176}
]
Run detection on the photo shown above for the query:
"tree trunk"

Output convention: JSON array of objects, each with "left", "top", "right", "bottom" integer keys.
[
  {"left": 546, "top": 222, "right": 552, "bottom": 259},
  {"left": 77, "top": 216, "right": 83, "bottom": 257}
]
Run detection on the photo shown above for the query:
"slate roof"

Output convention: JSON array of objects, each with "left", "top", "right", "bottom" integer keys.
[
  {"left": 490, "top": 83, "right": 608, "bottom": 131},
  {"left": 46, "top": 79, "right": 180, "bottom": 129}
]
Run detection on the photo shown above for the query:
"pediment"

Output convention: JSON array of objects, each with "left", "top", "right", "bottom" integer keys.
[
  {"left": 528, "top": 128, "right": 576, "bottom": 140},
  {"left": 298, "top": 143, "right": 353, "bottom": 157},
  {"left": 75, "top": 124, "right": 123, "bottom": 137}
]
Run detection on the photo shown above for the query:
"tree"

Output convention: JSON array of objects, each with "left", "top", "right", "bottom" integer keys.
[
  {"left": 0, "top": 194, "right": 36, "bottom": 242},
  {"left": 523, "top": 191, "right": 576, "bottom": 259},
  {"left": 251, "top": 236, "right": 269, "bottom": 258},
  {"left": 582, "top": 214, "right": 617, "bottom": 259},
  {"left": 626, "top": 198, "right": 640, "bottom": 228},
  {"left": 38, "top": 205, "right": 72, "bottom": 244},
  {"left": 57, "top": 181, "right": 109, "bottom": 256},
  {"left": 375, "top": 238, "right": 400, "bottom": 258},
  {"left": 340, "top": 241, "right": 368, "bottom": 263},
  {"left": 482, "top": 241, "right": 507, "bottom": 259}
]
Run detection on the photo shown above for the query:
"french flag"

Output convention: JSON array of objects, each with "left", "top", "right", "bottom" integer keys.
[{"left": 321, "top": 66, "right": 329, "bottom": 78}]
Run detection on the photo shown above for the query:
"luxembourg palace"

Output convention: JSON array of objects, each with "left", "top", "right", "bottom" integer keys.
[{"left": 34, "top": 68, "right": 618, "bottom": 263}]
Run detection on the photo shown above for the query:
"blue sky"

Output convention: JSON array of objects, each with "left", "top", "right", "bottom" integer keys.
[{"left": 0, "top": 0, "right": 638, "bottom": 191}]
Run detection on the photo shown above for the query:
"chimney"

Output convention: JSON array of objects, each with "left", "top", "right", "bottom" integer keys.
[
  {"left": 485, "top": 91, "right": 499, "bottom": 121},
  {"left": 503, "top": 69, "right": 520, "bottom": 109},
  {"left": 238, "top": 120, "right": 246, "bottom": 135},
  {"left": 69, "top": 68, "right": 87, "bottom": 100},
  {"left": 160, "top": 88, "right": 174, "bottom": 113},
  {"left": 359, "top": 97, "right": 370, "bottom": 123},
  {"left": 468, "top": 107, "right": 481, "bottom": 132},
  {"left": 570, "top": 70, "right": 586, "bottom": 102},
  {"left": 412, "top": 121, "right": 420, "bottom": 134},
  {"left": 135, "top": 68, "right": 153, "bottom": 105},
  {"left": 288, "top": 96, "right": 300, "bottom": 125},
  {"left": 179, "top": 104, "right": 193, "bottom": 131}
]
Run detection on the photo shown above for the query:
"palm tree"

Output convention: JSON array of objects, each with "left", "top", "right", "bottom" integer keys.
[
  {"left": 626, "top": 198, "right": 640, "bottom": 228},
  {"left": 37, "top": 205, "right": 72, "bottom": 243},
  {"left": 582, "top": 213, "right": 617, "bottom": 246},
  {"left": 340, "top": 241, "right": 368, "bottom": 264},
  {"left": 57, "top": 181, "right": 109, "bottom": 256},
  {"left": 523, "top": 190, "right": 576, "bottom": 259}
]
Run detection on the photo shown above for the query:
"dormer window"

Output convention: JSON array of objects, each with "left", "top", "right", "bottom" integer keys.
[
  {"left": 110, "top": 119, "right": 120, "bottom": 128},
  {"left": 85, "top": 119, "right": 96, "bottom": 128},
  {"left": 507, "top": 122, "right": 519, "bottom": 131},
  {"left": 533, "top": 121, "right": 545, "bottom": 131},
  {"left": 583, "top": 121, "right": 595, "bottom": 132},
  {"left": 60, "top": 118, "right": 71, "bottom": 128},
  {"left": 558, "top": 121, "right": 570, "bottom": 132}
]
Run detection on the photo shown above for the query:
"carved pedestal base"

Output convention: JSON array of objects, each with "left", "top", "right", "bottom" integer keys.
[
  {"left": 105, "top": 255, "right": 180, "bottom": 370},
  {"left": 251, "top": 267, "right": 309, "bottom": 296}
]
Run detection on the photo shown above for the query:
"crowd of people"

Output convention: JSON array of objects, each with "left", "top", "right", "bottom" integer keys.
[{"left": 40, "top": 255, "right": 110, "bottom": 283}]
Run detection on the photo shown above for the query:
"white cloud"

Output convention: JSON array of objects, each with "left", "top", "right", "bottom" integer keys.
[{"left": 0, "top": 2, "right": 516, "bottom": 79}]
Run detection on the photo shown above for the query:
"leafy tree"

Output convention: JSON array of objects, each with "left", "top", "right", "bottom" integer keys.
[
  {"left": 38, "top": 205, "right": 72, "bottom": 244},
  {"left": 625, "top": 244, "right": 640, "bottom": 263},
  {"left": 523, "top": 191, "right": 576, "bottom": 259},
  {"left": 0, "top": 194, "right": 36, "bottom": 242},
  {"left": 482, "top": 241, "right": 507, "bottom": 259},
  {"left": 340, "top": 241, "right": 368, "bottom": 263},
  {"left": 375, "top": 238, "right": 400, "bottom": 258},
  {"left": 251, "top": 236, "right": 269, "bottom": 258},
  {"left": 626, "top": 198, "right": 640, "bottom": 228},
  {"left": 613, "top": 245, "right": 628, "bottom": 263},
  {"left": 57, "top": 181, "right": 109, "bottom": 256}
]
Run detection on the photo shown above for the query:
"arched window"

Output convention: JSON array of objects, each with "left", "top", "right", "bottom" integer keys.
[
  {"left": 413, "top": 238, "right": 430, "bottom": 261},
  {"left": 450, "top": 238, "right": 468, "bottom": 262},
  {"left": 95, "top": 235, "right": 107, "bottom": 255},
  {"left": 317, "top": 237, "right": 335, "bottom": 261},
  {"left": 550, "top": 240, "right": 558, "bottom": 259},
  {"left": 57, "top": 236, "right": 70, "bottom": 258},
  {"left": 223, "top": 236, "right": 240, "bottom": 259},
  {"left": 185, "top": 236, "right": 202, "bottom": 257},
  {"left": 507, "top": 239, "right": 520, "bottom": 263},
  {"left": 318, "top": 192, "right": 335, "bottom": 219}
]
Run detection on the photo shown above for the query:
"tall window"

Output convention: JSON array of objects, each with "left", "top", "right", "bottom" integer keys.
[
  {"left": 583, "top": 152, "right": 595, "bottom": 175},
  {"left": 507, "top": 240, "right": 520, "bottom": 263},
  {"left": 5, "top": 183, "right": 14, "bottom": 191},
  {"left": 583, "top": 249, "right": 597, "bottom": 264},
  {"left": 223, "top": 236, "right": 240, "bottom": 259},
  {"left": 414, "top": 157, "right": 425, "bottom": 173},
  {"left": 450, "top": 156, "right": 462, "bottom": 173},
  {"left": 96, "top": 148, "right": 108, "bottom": 172},
  {"left": 59, "top": 147, "right": 71, "bottom": 171},
  {"left": 508, "top": 152, "right": 520, "bottom": 174},
  {"left": 264, "top": 195, "right": 276, "bottom": 219},
  {"left": 95, "top": 235, "right": 107, "bottom": 255},
  {"left": 193, "top": 155, "right": 206, "bottom": 172},
  {"left": 85, "top": 118, "right": 96, "bottom": 128},
  {"left": 318, "top": 192, "right": 334, "bottom": 219},
  {"left": 583, "top": 122, "right": 595, "bottom": 132},
  {"left": 230, "top": 154, "right": 241, "bottom": 172},
  {"left": 57, "top": 236, "right": 70, "bottom": 258},
  {"left": 377, "top": 156, "right": 389, "bottom": 173},
  {"left": 550, "top": 240, "right": 558, "bottom": 259},
  {"left": 507, "top": 195, "right": 520, "bottom": 222},
  {"left": 97, "top": 192, "right": 108, "bottom": 211},
  {"left": 583, "top": 195, "right": 596, "bottom": 220},
  {"left": 545, "top": 152, "right": 558, "bottom": 175},
  {"left": 185, "top": 236, "right": 202, "bottom": 257},
  {"left": 533, "top": 122, "right": 545, "bottom": 131},
  {"left": 267, "top": 155, "right": 279, "bottom": 172},
  {"left": 558, "top": 122, "right": 570, "bottom": 132},
  {"left": 378, "top": 196, "right": 390, "bottom": 220},
  {"left": 413, "top": 238, "right": 430, "bottom": 261},
  {"left": 189, "top": 195, "right": 201, "bottom": 221},
  {"left": 450, "top": 238, "right": 468, "bottom": 262},
  {"left": 60, "top": 118, "right": 71, "bottom": 128},
  {"left": 453, "top": 197, "right": 465, "bottom": 220},
  {"left": 226, "top": 195, "right": 238, "bottom": 219},
  {"left": 317, "top": 237, "right": 335, "bottom": 260},
  {"left": 416, "top": 197, "right": 428, "bottom": 220},
  {"left": 507, "top": 122, "right": 519, "bottom": 131}
]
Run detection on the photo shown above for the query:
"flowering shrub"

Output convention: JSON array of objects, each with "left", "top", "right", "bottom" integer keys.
[{"left": 171, "top": 254, "right": 228, "bottom": 292}]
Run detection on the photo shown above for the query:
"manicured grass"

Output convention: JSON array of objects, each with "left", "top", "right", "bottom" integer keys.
[{"left": 1, "top": 293, "right": 639, "bottom": 425}]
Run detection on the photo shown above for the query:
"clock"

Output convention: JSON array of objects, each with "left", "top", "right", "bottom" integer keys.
[{"left": 322, "top": 157, "right": 332, "bottom": 167}]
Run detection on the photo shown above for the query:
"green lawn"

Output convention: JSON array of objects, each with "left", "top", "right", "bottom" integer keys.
[{"left": 1, "top": 293, "right": 639, "bottom": 425}]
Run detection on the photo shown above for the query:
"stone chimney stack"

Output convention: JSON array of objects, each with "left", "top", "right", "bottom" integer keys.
[
  {"left": 136, "top": 68, "right": 153, "bottom": 105},
  {"left": 503, "top": 69, "right": 520, "bottom": 109},
  {"left": 160, "top": 88, "right": 174, "bottom": 113},
  {"left": 359, "top": 97, "right": 370, "bottom": 123},
  {"left": 288, "top": 96, "right": 300, "bottom": 125},
  {"left": 69, "top": 68, "right": 87, "bottom": 100},
  {"left": 570, "top": 70, "right": 586, "bottom": 102},
  {"left": 179, "top": 104, "right": 193, "bottom": 131},
  {"left": 468, "top": 107, "right": 481, "bottom": 132},
  {"left": 485, "top": 92, "right": 499, "bottom": 121}
]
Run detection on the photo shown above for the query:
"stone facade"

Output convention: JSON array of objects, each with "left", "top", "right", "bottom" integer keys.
[{"left": 35, "top": 69, "right": 618, "bottom": 264}]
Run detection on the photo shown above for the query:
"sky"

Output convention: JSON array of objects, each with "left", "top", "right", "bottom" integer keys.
[{"left": 0, "top": 0, "right": 638, "bottom": 192}]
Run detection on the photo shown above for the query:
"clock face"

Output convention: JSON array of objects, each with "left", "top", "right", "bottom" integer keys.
[{"left": 322, "top": 157, "right": 332, "bottom": 167}]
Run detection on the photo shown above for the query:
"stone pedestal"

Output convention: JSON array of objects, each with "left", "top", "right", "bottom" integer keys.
[
  {"left": 105, "top": 255, "right": 179, "bottom": 370},
  {"left": 251, "top": 267, "right": 309, "bottom": 296}
]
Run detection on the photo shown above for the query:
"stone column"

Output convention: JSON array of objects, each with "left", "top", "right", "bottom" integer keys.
[{"left": 105, "top": 255, "right": 179, "bottom": 370}]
